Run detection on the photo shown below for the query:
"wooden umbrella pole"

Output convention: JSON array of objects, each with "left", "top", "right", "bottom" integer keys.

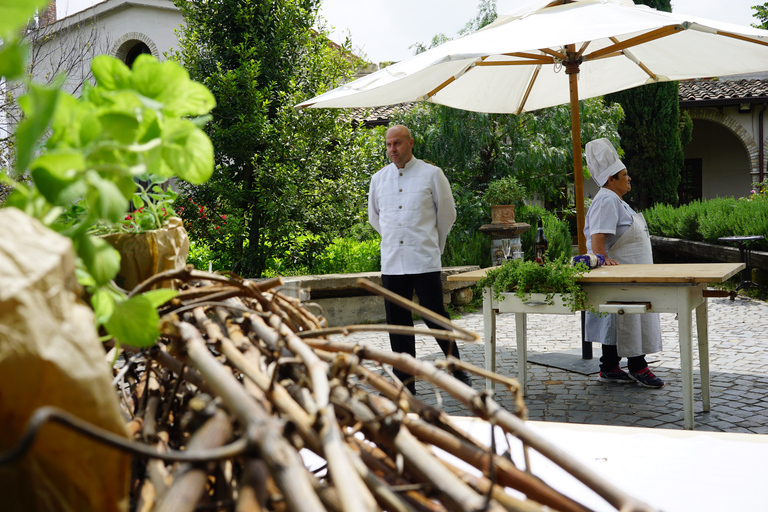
[{"left": 566, "top": 43, "right": 588, "bottom": 255}]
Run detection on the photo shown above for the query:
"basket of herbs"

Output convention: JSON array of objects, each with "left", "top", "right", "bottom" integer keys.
[{"left": 477, "top": 257, "right": 592, "bottom": 312}]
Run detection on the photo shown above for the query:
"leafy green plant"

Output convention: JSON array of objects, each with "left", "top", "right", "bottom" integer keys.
[
  {"left": 644, "top": 196, "right": 768, "bottom": 251},
  {"left": 444, "top": 229, "right": 492, "bottom": 268},
  {"left": 477, "top": 258, "right": 591, "bottom": 312},
  {"left": 1, "top": 0, "right": 215, "bottom": 351},
  {"left": 484, "top": 175, "right": 528, "bottom": 205},
  {"left": 314, "top": 237, "right": 381, "bottom": 274},
  {"left": 62, "top": 174, "right": 179, "bottom": 236}
]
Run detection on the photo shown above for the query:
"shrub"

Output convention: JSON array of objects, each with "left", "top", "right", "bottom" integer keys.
[
  {"left": 644, "top": 196, "right": 768, "bottom": 251},
  {"left": 314, "top": 237, "right": 381, "bottom": 274},
  {"left": 444, "top": 229, "right": 492, "bottom": 268},
  {"left": 516, "top": 204, "right": 573, "bottom": 261}
]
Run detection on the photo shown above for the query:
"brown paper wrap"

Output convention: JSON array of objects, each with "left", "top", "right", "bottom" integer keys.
[
  {"left": 103, "top": 216, "right": 189, "bottom": 291},
  {"left": 0, "top": 207, "right": 130, "bottom": 512}
]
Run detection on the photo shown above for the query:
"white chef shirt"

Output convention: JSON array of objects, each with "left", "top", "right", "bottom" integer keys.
[
  {"left": 584, "top": 187, "right": 636, "bottom": 253},
  {"left": 368, "top": 157, "right": 456, "bottom": 275}
]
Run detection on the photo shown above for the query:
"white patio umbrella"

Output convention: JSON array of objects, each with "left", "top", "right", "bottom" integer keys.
[{"left": 297, "top": 0, "right": 768, "bottom": 253}]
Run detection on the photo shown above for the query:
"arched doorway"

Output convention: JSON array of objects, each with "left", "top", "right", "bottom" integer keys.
[
  {"left": 683, "top": 109, "right": 756, "bottom": 200},
  {"left": 124, "top": 42, "right": 152, "bottom": 68},
  {"left": 113, "top": 33, "right": 159, "bottom": 69}
]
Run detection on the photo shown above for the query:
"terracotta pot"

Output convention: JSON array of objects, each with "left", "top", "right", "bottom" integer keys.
[{"left": 490, "top": 204, "right": 515, "bottom": 224}]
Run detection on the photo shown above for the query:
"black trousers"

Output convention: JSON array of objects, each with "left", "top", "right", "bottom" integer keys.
[
  {"left": 600, "top": 344, "right": 647, "bottom": 372},
  {"left": 381, "top": 272, "right": 462, "bottom": 383}
]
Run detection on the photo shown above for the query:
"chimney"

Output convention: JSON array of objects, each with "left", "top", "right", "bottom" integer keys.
[{"left": 39, "top": 0, "right": 57, "bottom": 27}]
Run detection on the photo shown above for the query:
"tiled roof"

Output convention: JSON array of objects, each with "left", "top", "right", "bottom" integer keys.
[
  {"left": 349, "top": 103, "right": 417, "bottom": 126},
  {"left": 679, "top": 79, "right": 768, "bottom": 104}
]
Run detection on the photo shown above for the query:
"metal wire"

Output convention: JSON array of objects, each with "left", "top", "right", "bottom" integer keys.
[{"left": 0, "top": 406, "right": 249, "bottom": 465}]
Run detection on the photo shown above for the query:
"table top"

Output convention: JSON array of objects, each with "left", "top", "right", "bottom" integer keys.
[
  {"left": 717, "top": 235, "right": 765, "bottom": 243},
  {"left": 447, "top": 262, "right": 745, "bottom": 284}
]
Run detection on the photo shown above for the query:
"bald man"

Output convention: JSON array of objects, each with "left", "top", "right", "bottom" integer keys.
[{"left": 368, "top": 125, "right": 472, "bottom": 394}]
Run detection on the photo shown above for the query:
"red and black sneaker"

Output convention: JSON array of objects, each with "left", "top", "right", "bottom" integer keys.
[
  {"left": 629, "top": 367, "right": 665, "bottom": 388},
  {"left": 598, "top": 366, "right": 633, "bottom": 384}
]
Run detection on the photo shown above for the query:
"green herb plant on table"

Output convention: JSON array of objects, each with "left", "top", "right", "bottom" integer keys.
[
  {"left": 477, "top": 258, "right": 592, "bottom": 313},
  {"left": 1, "top": 1, "right": 216, "bottom": 351}
]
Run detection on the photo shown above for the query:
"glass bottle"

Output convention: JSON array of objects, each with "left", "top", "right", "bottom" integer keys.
[{"left": 534, "top": 218, "right": 548, "bottom": 264}]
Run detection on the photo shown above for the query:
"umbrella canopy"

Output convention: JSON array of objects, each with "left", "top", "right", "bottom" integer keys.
[{"left": 297, "top": 0, "right": 768, "bottom": 253}]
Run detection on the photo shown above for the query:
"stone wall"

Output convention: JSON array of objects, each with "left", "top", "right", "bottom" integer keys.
[{"left": 272, "top": 266, "right": 480, "bottom": 327}]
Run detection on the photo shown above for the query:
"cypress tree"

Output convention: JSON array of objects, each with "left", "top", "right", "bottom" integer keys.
[{"left": 604, "top": 0, "right": 683, "bottom": 210}]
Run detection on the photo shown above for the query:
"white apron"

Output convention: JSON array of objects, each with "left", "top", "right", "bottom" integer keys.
[{"left": 585, "top": 212, "right": 663, "bottom": 357}]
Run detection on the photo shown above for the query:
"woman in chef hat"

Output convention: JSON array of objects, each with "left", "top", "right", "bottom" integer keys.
[{"left": 584, "top": 138, "right": 664, "bottom": 388}]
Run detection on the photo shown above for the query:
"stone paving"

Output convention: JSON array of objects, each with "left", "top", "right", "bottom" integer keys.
[{"left": 343, "top": 296, "right": 768, "bottom": 434}]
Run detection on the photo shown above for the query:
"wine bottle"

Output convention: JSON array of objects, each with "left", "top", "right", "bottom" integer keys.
[{"left": 534, "top": 218, "right": 548, "bottom": 264}]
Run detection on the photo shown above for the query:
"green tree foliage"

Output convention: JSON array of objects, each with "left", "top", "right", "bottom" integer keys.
[
  {"left": 752, "top": 3, "right": 768, "bottom": 28},
  {"left": 391, "top": 0, "right": 623, "bottom": 266},
  {"left": 392, "top": 95, "right": 622, "bottom": 266},
  {"left": 605, "top": 82, "right": 683, "bottom": 209},
  {"left": 170, "top": 0, "right": 385, "bottom": 277},
  {"left": 605, "top": 0, "right": 683, "bottom": 211}
]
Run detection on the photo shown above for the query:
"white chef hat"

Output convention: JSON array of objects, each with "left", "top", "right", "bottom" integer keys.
[{"left": 585, "top": 138, "right": 625, "bottom": 187}]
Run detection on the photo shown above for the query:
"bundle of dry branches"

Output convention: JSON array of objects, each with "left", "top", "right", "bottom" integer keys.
[{"left": 47, "top": 268, "right": 664, "bottom": 511}]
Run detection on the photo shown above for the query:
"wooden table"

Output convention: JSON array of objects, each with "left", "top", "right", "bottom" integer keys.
[{"left": 448, "top": 263, "right": 745, "bottom": 429}]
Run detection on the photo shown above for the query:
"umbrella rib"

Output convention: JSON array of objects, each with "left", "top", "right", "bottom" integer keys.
[
  {"left": 585, "top": 25, "right": 683, "bottom": 61},
  {"left": 716, "top": 30, "right": 768, "bottom": 48},
  {"left": 540, "top": 47, "right": 567, "bottom": 61},
  {"left": 425, "top": 57, "right": 486, "bottom": 98},
  {"left": 516, "top": 65, "right": 541, "bottom": 115},
  {"left": 476, "top": 59, "right": 553, "bottom": 66},
  {"left": 502, "top": 51, "right": 558, "bottom": 61},
  {"left": 608, "top": 36, "right": 659, "bottom": 81},
  {"left": 575, "top": 41, "right": 590, "bottom": 59},
  {"left": 429, "top": 53, "right": 554, "bottom": 99}
]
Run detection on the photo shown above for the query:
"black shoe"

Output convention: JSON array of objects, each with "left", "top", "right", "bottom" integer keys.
[
  {"left": 597, "top": 365, "right": 633, "bottom": 384},
  {"left": 452, "top": 370, "right": 472, "bottom": 387},
  {"left": 628, "top": 367, "right": 665, "bottom": 388},
  {"left": 405, "top": 381, "right": 416, "bottom": 395}
]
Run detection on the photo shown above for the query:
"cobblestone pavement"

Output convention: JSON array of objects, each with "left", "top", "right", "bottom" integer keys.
[{"left": 342, "top": 296, "right": 768, "bottom": 434}]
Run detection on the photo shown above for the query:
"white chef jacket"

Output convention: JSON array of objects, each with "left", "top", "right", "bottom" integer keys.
[
  {"left": 368, "top": 157, "right": 456, "bottom": 275},
  {"left": 584, "top": 187, "right": 635, "bottom": 253}
]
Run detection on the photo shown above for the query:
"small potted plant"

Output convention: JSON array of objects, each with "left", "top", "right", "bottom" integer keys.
[{"left": 484, "top": 176, "right": 527, "bottom": 224}]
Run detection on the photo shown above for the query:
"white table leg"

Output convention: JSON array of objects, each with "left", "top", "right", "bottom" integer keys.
[
  {"left": 696, "top": 298, "right": 711, "bottom": 412},
  {"left": 483, "top": 287, "right": 496, "bottom": 391},
  {"left": 678, "top": 288, "right": 694, "bottom": 429},
  {"left": 515, "top": 312, "right": 528, "bottom": 396}
]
